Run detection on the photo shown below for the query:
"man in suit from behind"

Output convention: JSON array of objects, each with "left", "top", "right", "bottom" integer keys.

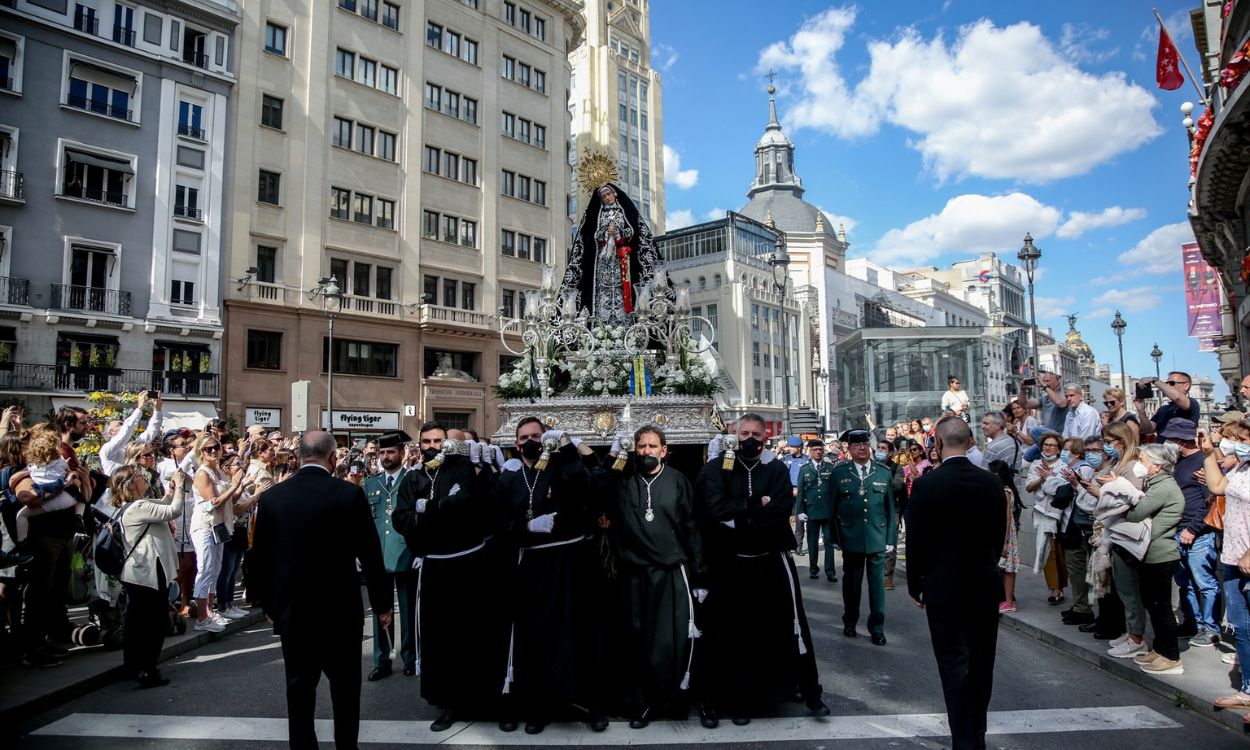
[
  {"left": 250, "top": 431, "right": 393, "bottom": 750},
  {"left": 905, "top": 416, "right": 1006, "bottom": 750}
]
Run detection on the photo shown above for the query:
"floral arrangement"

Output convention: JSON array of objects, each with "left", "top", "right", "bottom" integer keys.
[
  {"left": 653, "top": 356, "right": 721, "bottom": 397},
  {"left": 75, "top": 390, "right": 143, "bottom": 467},
  {"left": 492, "top": 351, "right": 538, "bottom": 399}
]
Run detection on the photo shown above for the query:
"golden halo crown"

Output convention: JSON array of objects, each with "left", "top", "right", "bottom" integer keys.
[{"left": 576, "top": 152, "right": 621, "bottom": 194}]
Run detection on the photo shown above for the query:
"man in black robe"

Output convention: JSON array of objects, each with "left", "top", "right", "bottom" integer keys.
[
  {"left": 392, "top": 422, "right": 502, "bottom": 733},
  {"left": 695, "top": 413, "right": 830, "bottom": 725},
  {"left": 596, "top": 424, "right": 703, "bottom": 729},
  {"left": 493, "top": 417, "right": 606, "bottom": 734}
]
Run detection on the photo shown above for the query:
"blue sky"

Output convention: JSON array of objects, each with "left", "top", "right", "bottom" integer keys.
[{"left": 651, "top": 1, "right": 1225, "bottom": 396}]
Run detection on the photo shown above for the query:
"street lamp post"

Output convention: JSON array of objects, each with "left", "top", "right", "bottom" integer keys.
[
  {"left": 770, "top": 233, "right": 792, "bottom": 438},
  {"left": 1150, "top": 343, "right": 1163, "bottom": 380},
  {"left": 1017, "top": 234, "right": 1042, "bottom": 381},
  {"left": 321, "top": 275, "right": 344, "bottom": 433},
  {"left": 816, "top": 367, "right": 829, "bottom": 436},
  {"left": 1111, "top": 311, "right": 1127, "bottom": 393}
]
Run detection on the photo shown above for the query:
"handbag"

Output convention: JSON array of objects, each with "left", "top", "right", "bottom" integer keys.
[
  {"left": 1203, "top": 494, "right": 1225, "bottom": 531},
  {"left": 211, "top": 521, "right": 232, "bottom": 544}
]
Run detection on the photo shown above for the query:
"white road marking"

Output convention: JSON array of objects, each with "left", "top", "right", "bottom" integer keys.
[
  {"left": 177, "top": 641, "right": 282, "bottom": 664},
  {"left": 32, "top": 706, "right": 1180, "bottom": 744}
]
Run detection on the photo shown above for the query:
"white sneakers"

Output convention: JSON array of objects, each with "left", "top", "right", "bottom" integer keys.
[
  {"left": 219, "top": 606, "right": 248, "bottom": 620},
  {"left": 194, "top": 618, "right": 225, "bottom": 633},
  {"left": 1107, "top": 638, "right": 1148, "bottom": 658},
  {"left": 1108, "top": 633, "right": 1130, "bottom": 648}
]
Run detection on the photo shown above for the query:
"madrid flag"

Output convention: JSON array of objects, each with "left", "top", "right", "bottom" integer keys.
[{"left": 1157, "top": 24, "right": 1184, "bottom": 90}]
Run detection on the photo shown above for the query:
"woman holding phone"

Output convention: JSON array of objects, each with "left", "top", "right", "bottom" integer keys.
[{"left": 190, "top": 433, "right": 245, "bottom": 632}]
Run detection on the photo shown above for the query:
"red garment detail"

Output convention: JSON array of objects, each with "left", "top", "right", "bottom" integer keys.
[{"left": 617, "top": 244, "right": 633, "bottom": 313}]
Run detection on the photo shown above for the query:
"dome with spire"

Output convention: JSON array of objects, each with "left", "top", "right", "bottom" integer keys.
[
  {"left": 739, "top": 85, "right": 837, "bottom": 237},
  {"left": 1064, "top": 314, "right": 1096, "bottom": 366}
]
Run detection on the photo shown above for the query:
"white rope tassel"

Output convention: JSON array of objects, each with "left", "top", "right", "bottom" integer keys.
[
  {"left": 412, "top": 557, "right": 424, "bottom": 676},
  {"left": 781, "top": 552, "right": 807, "bottom": 655},
  {"left": 501, "top": 548, "right": 524, "bottom": 694},
  {"left": 678, "top": 564, "right": 699, "bottom": 691}
]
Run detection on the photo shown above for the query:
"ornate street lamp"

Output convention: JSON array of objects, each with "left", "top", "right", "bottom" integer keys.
[
  {"left": 770, "top": 232, "right": 792, "bottom": 437},
  {"left": 320, "top": 276, "right": 344, "bottom": 432},
  {"left": 1150, "top": 342, "right": 1163, "bottom": 380},
  {"left": 1111, "top": 311, "right": 1127, "bottom": 394},
  {"left": 1017, "top": 234, "right": 1041, "bottom": 381}
]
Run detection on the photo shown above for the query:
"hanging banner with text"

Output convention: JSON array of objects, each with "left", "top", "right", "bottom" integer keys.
[{"left": 1182, "top": 242, "right": 1222, "bottom": 342}]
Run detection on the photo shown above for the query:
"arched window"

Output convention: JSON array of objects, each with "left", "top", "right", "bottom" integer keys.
[
  {"left": 698, "top": 276, "right": 706, "bottom": 290},
  {"left": 714, "top": 273, "right": 722, "bottom": 288}
]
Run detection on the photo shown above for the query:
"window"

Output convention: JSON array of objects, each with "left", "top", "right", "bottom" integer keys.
[
  {"left": 333, "top": 116, "right": 352, "bottom": 148},
  {"left": 424, "top": 83, "right": 441, "bottom": 110},
  {"left": 113, "top": 4, "right": 135, "bottom": 46},
  {"left": 443, "top": 152, "right": 459, "bottom": 180},
  {"left": 330, "top": 186, "right": 351, "bottom": 219},
  {"left": 423, "top": 145, "right": 440, "bottom": 174},
  {"left": 462, "top": 282, "right": 475, "bottom": 311},
  {"left": 74, "top": 4, "right": 99, "bottom": 35},
  {"left": 534, "top": 69, "right": 545, "bottom": 94},
  {"left": 501, "top": 169, "right": 515, "bottom": 196},
  {"left": 261, "top": 94, "right": 283, "bottom": 129},
  {"left": 501, "top": 111, "right": 514, "bottom": 137},
  {"left": 423, "top": 210, "right": 439, "bottom": 238},
  {"left": 323, "top": 338, "right": 398, "bottom": 377},
  {"left": 501, "top": 289, "right": 515, "bottom": 318},
  {"left": 377, "top": 131, "right": 396, "bottom": 161},
  {"left": 0, "top": 34, "right": 21, "bottom": 93},
  {"left": 376, "top": 267, "right": 392, "bottom": 299},
  {"left": 247, "top": 331, "right": 282, "bottom": 370},
  {"left": 534, "top": 180, "right": 545, "bottom": 206},
  {"left": 501, "top": 55, "right": 515, "bottom": 80},
  {"left": 170, "top": 278, "right": 196, "bottom": 305},
  {"left": 517, "top": 63, "right": 530, "bottom": 88},
  {"left": 339, "top": 0, "right": 357, "bottom": 9},
  {"left": 516, "top": 234, "right": 530, "bottom": 260},
  {"left": 424, "top": 275, "right": 438, "bottom": 302},
  {"left": 256, "top": 246, "right": 277, "bottom": 283},
  {"left": 504, "top": 2, "right": 515, "bottom": 25},
  {"left": 382, "top": 3, "right": 399, "bottom": 30},
  {"left": 462, "top": 38, "right": 478, "bottom": 65},
  {"left": 534, "top": 16, "right": 546, "bottom": 41},
  {"left": 444, "top": 90, "right": 459, "bottom": 117},
  {"left": 360, "top": 0, "right": 378, "bottom": 22},
  {"left": 67, "top": 66, "right": 135, "bottom": 122},
  {"left": 443, "top": 30, "right": 460, "bottom": 57},
  {"left": 443, "top": 278, "right": 457, "bottom": 306},
  {"left": 61, "top": 146, "right": 134, "bottom": 207},
  {"left": 172, "top": 229, "right": 201, "bottom": 254},
  {"left": 533, "top": 237, "right": 547, "bottom": 263},
  {"left": 257, "top": 169, "right": 280, "bottom": 205},
  {"left": 517, "top": 175, "right": 530, "bottom": 202},
  {"left": 534, "top": 124, "right": 545, "bottom": 149},
  {"left": 335, "top": 48, "right": 354, "bottom": 78},
  {"left": 356, "top": 124, "right": 375, "bottom": 155},
  {"left": 379, "top": 65, "right": 397, "bottom": 95},
  {"left": 264, "top": 22, "right": 287, "bottom": 56},
  {"left": 352, "top": 262, "right": 371, "bottom": 296},
  {"left": 426, "top": 22, "right": 442, "bottom": 49},
  {"left": 176, "top": 146, "right": 204, "bottom": 169},
  {"left": 501, "top": 230, "right": 515, "bottom": 256},
  {"left": 442, "top": 214, "right": 458, "bottom": 243},
  {"left": 460, "top": 220, "right": 476, "bottom": 247},
  {"left": 518, "top": 118, "right": 530, "bottom": 143},
  {"left": 357, "top": 57, "right": 376, "bottom": 87},
  {"left": 463, "top": 97, "right": 478, "bottom": 124},
  {"left": 376, "top": 198, "right": 394, "bottom": 229},
  {"left": 519, "top": 8, "right": 530, "bottom": 32},
  {"left": 178, "top": 101, "right": 204, "bottom": 139},
  {"left": 174, "top": 185, "right": 200, "bottom": 220},
  {"left": 462, "top": 157, "right": 477, "bottom": 185},
  {"left": 353, "top": 193, "right": 373, "bottom": 224}
]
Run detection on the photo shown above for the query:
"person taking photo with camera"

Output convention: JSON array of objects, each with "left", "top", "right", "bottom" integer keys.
[{"left": 1134, "top": 371, "right": 1199, "bottom": 444}]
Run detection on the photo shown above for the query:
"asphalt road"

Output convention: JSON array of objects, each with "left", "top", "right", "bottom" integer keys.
[{"left": 10, "top": 554, "right": 1247, "bottom": 749}]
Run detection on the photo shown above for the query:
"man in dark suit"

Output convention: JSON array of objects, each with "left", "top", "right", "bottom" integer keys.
[
  {"left": 250, "top": 431, "right": 393, "bottom": 750},
  {"left": 905, "top": 416, "right": 1006, "bottom": 750}
]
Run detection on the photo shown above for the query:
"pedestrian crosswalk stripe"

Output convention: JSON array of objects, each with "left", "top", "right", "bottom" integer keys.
[{"left": 33, "top": 706, "right": 1179, "bottom": 744}]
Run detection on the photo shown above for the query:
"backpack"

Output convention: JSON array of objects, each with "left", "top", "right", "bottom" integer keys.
[{"left": 93, "top": 503, "right": 147, "bottom": 578}]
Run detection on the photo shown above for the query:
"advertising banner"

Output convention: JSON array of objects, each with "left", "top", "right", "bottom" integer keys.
[{"left": 1182, "top": 242, "right": 1222, "bottom": 340}]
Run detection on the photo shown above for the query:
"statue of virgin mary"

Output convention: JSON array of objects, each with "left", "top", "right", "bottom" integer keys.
[{"left": 560, "top": 162, "right": 668, "bottom": 325}]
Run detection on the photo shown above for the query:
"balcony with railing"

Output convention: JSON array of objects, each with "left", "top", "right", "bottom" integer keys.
[
  {"left": 417, "top": 303, "right": 493, "bottom": 336},
  {"left": 65, "top": 94, "right": 133, "bottom": 122},
  {"left": 177, "top": 124, "right": 206, "bottom": 140},
  {"left": 183, "top": 50, "right": 209, "bottom": 69},
  {"left": 50, "top": 284, "right": 133, "bottom": 317},
  {"left": 343, "top": 294, "right": 400, "bottom": 317},
  {"left": 154, "top": 370, "right": 221, "bottom": 397},
  {"left": 74, "top": 14, "right": 99, "bottom": 35},
  {"left": 245, "top": 281, "right": 290, "bottom": 305},
  {"left": 0, "top": 278, "right": 30, "bottom": 306},
  {"left": 0, "top": 171, "right": 22, "bottom": 202},
  {"left": 61, "top": 181, "right": 127, "bottom": 207},
  {"left": 0, "top": 78, "right": 13, "bottom": 92},
  {"left": 174, "top": 205, "right": 202, "bottom": 221},
  {"left": 0, "top": 364, "right": 218, "bottom": 397},
  {"left": 112, "top": 25, "right": 136, "bottom": 46}
]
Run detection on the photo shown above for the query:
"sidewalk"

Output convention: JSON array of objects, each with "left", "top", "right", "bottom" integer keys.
[
  {"left": 1004, "top": 513, "right": 1250, "bottom": 735},
  {"left": 0, "top": 600, "right": 264, "bottom": 722}
]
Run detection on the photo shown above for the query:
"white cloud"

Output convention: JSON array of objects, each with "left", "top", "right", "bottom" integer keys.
[
  {"left": 1114, "top": 222, "right": 1195, "bottom": 275},
  {"left": 868, "top": 192, "right": 1062, "bottom": 266},
  {"left": 666, "top": 209, "right": 695, "bottom": 230},
  {"left": 1058, "top": 23, "right": 1118, "bottom": 64},
  {"left": 1035, "top": 294, "right": 1077, "bottom": 321},
  {"left": 815, "top": 205, "right": 858, "bottom": 236},
  {"left": 758, "top": 11, "right": 1161, "bottom": 182},
  {"left": 704, "top": 207, "right": 727, "bottom": 221},
  {"left": 1056, "top": 206, "right": 1147, "bottom": 239},
  {"left": 1133, "top": 10, "right": 1191, "bottom": 62},
  {"left": 663, "top": 145, "right": 699, "bottom": 190},
  {"left": 1090, "top": 286, "right": 1165, "bottom": 315},
  {"left": 651, "top": 42, "right": 679, "bottom": 73}
]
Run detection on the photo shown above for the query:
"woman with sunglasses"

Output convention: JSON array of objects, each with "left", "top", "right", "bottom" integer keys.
[
  {"left": 1101, "top": 388, "right": 1140, "bottom": 442},
  {"left": 124, "top": 442, "right": 164, "bottom": 499},
  {"left": 189, "top": 433, "right": 246, "bottom": 632},
  {"left": 215, "top": 454, "right": 257, "bottom": 621},
  {"left": 1025, "top": 432, "right": 1069, "bottom": 605}
]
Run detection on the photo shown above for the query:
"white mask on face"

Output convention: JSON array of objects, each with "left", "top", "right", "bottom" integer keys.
[{"left": 1131, "top": 462, "right": 1148, "bottom": 480}]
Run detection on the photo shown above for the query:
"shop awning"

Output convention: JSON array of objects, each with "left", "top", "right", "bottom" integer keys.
[
  {"left": 161, "top": 403, "right": 219, "bottom": 432},
  {"left": 65, "top": 149, "right": 134, "bottom": 175}
]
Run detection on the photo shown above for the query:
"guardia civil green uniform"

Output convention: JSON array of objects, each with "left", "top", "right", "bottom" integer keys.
[
  {"left": 797, "top": 460, "right": 836, "bottom": 580},
  {"left": 831, "top": 458, "right": 897, "bottom": 638},
  {"left": 366, "top": 466, "right": 418, "bottom": 673}
]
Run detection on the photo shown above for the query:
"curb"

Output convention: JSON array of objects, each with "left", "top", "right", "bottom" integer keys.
[
  {"left": 0, "top": 610, "right": 266, "bottom": 722},
  {"left": 999, "top": 613, "right": 1250, "bottom": 735}
]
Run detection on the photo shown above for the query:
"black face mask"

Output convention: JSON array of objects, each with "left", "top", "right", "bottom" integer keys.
[
  {"left": 520, "top": 440, "right": 544, "bottom": 460},
  {"left": 421, "top": 447, "right": 441, "bottom": 463},
  {"left": 739, "top": 437, "right": 763, "bottom": 458},
  {"left": 635, "top": 455, "right": 660, "bottom": 473}
]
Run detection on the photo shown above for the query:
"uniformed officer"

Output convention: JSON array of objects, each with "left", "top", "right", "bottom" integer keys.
[
  {"left": 796, "top": 439, "right": 837, "bottom": 582},
  {"left": 831, "top": 429, "right": 897, "bottom": 646},
  {"left": 366, "top": 430, "right": 418, "bottom": 680}
]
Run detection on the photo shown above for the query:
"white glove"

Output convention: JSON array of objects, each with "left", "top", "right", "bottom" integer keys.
[
  {"left": 610, "top": 437, "right": 622, "bottom": 456},
  {"left": 885, "top": 545, "right": 895, "bottom": 553},
  {"left": 527, "top": 512, "right": 557, "bottom": 533},
  {"left": 569, "top": 436, "right": 583, "bottom": 447},
  {"left": 721, "top": 519, "right": 736, "bottom": 529},
  {"left": 797, "top": 513, "right": 808, "bottom": 522},
  {"left": 478, "top": 441, "right": 493, "bottom": 465},
  {"left": 707, "top": 434, "right": 723, "bottom": 460},
  {"left": 469, "top": 441, "right": 482, "bottom": 464},
  {"left": 415, "top": 498, "right": 428, "bottom": 513},
  {"left": 492, "top": 446, "right": 506, "bottom": 466},
  {"left": 544, "top": 430, "right": 565, "bottom": 444},
  {"left": 693, "top": 588, "right": 708, "bottom": 604}
]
